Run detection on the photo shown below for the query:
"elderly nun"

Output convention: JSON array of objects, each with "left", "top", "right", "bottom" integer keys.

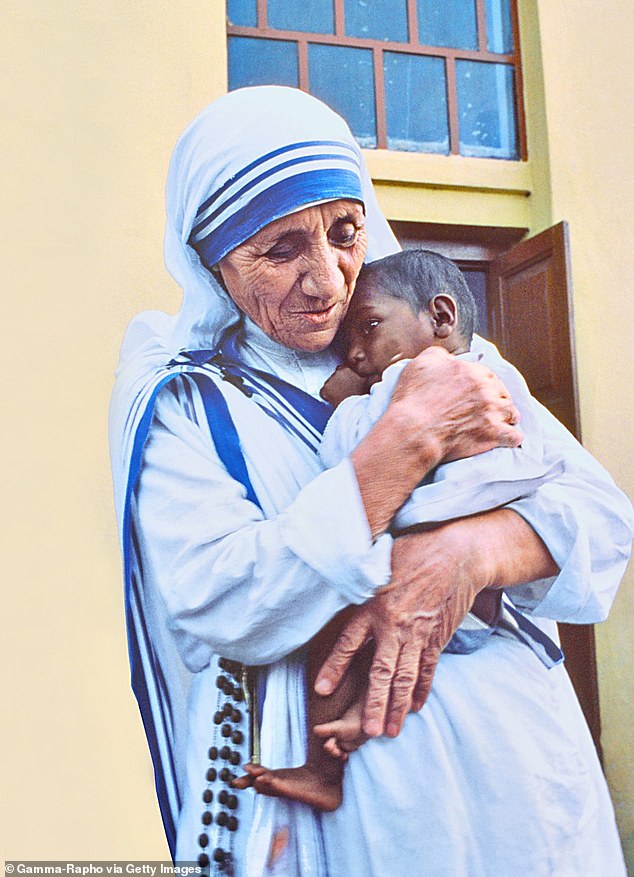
[{"left": 110, "top": 87, "right": 632, "bottom": 876}]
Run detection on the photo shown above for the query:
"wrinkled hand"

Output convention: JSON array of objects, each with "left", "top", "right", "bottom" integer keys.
[
  {"left": 315, "top": 521, "right": 490, "bottom": 738},
  {"left": 320, "top": 365, "right": 370, "bottom": 407},
  {"left": 390, "top": 346, "right": 522, "bottom": 464}
]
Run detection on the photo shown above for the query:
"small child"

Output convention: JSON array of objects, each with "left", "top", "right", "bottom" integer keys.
[{"left": 235, "top": 249, "right": 562, "bottom": 811}]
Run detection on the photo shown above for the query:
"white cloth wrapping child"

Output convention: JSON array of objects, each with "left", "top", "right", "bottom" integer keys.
[{"left": 320, "top": 334, "right": 567, "bottom": 655}]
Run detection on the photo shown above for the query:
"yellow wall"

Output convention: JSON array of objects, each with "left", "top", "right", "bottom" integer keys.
[
  {"left": 2, "top": 0, "right": 227, "bottom": 857},
  {"left": 3, "top": 0, "right": 632, "bottom": 864},
  {"left": 535, "top": 1, "right": 634, "bottom": 863}
]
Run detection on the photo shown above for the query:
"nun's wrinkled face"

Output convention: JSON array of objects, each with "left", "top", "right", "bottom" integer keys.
[{"left": 218, "top": 200, "right": 367, "bottom": 352}]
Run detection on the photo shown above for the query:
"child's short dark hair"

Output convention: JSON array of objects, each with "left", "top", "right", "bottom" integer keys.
[{"left": 357, "top": 249, "right": 477, "bottom": 344}]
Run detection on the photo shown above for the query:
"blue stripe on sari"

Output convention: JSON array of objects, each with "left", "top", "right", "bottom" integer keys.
[
  {"left": 192, "top": 151, "right": 360, "bottom": 241},
  {"left": 192, "top": 168, "right": 363, "bottom": 267},
  {"left": 194, "top": 139, "right": 359, "bottom": 219}
]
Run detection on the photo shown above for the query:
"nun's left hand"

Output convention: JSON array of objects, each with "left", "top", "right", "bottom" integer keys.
[{"left": 314, "top": 508, "right": 557, "bottom": 738}]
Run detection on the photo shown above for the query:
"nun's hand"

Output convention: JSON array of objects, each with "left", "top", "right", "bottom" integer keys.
[
  {"left": 390, "top": 346, "right": 522, "bottom": 464},
  {"left": 314, "top": 509, "right": 556, "bottom": 738},
  {"left": 315, "top": 522, "right": 483, "bottom": 737}
]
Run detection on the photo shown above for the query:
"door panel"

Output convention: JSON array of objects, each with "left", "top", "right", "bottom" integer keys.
[
  {"left": 490, "top": 222, "right": 602, "bottom": 758},
  {"left": 489, "top": 221, "right": 580, "bottom": 437}
]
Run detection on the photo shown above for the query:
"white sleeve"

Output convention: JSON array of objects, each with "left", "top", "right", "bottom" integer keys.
[
  {"left": 319, "top": 361, "right": 408, "bottom": 468},
  {"left": 506, "top": 400, "right": 633, "bottom": 622},
  {"left": 133, "top": 379, "right": 393, "bottom": 672}
]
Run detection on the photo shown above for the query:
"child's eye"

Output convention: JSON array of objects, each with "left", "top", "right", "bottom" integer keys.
[{"left": 361, "top": 319, "right": 380, "bottom": 336}]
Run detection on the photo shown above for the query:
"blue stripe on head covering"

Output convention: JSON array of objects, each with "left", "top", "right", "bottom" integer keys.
[
  {"left": 193, "top": 139, "right": 359, "bottom": 222},
  {"left": 189, "top": 158, "right": 363, "bottom": 268},
  {"left": 191, "top": 150, "right": 361, "bottom": 243}
]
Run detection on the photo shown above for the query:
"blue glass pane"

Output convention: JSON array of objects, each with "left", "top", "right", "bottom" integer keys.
[
  {"left": 418, "top": 0, "right": 478, "bottom": 49},
  {"left": 268, "top": 0, "right": 334, "bottom": 34},
  {"left": 308, "top": 44, "right": 376, "bottom": 147},
  {"left": 384, "top": 53, "right": 448, "bottom": 153},
  {"left": 228, "top": 37, "right": 299, "bottom": 90},
  {"left": 456, "top": 61, "right": 517, "bottom": 158},
  {"left": 227, "top": 0, "right": 257, "bottom": 27},
  {"left": 485, "top": 0, "right": 514, "bottom": 52},
  {"left": 345, "top": 0, "right": 408, "bottom": 42}
]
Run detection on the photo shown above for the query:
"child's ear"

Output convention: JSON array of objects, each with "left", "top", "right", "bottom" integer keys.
[{"left": 428, "top": 294, "right": 457, "bottom": 338}]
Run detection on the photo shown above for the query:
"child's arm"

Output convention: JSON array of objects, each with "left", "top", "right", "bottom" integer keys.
[
  {"left": 319, "top": 361, "right": 409, "bottom": 468},
  {"left": 320, "top": 364, "right": 370, "bottom": 406}
]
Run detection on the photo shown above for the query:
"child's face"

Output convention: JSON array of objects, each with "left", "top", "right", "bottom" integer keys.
[{"left": 343, "top": 283, "right": 436, "bottom": 379}]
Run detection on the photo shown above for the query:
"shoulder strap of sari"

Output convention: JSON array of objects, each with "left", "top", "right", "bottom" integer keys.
[
  {"left": 123, "top": 349, "right": 330, "bottom": 857},
  {"left": 122, "top": 365, "right": 267, "bottom": 857}
]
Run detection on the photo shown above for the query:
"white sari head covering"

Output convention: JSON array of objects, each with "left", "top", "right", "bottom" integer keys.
[
  {"left": 111, "top": 85, "right": 398, "bottom": 518},
  {"left": 165, "top": 84, "right": 398, "bottom": 355}
]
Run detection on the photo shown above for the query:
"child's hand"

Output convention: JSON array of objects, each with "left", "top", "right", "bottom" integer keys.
[
  {"left": 314, "top": 698, "right": 368, "bottom": 760},
  {"left": 320, "top": 365, "right": 370, "bottom": 406}
]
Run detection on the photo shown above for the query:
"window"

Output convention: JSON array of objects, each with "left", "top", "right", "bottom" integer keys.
[{"left": 227, "top": 0, "right": 525, "bottom": 159}]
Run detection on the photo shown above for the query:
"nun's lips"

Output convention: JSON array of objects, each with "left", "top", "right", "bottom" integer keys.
[{"left": 296, "top": 302, "right": 341, "bottom": 324}]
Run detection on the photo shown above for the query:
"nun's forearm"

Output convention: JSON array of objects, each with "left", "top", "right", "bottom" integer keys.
[{"left": 351, "top": 401, "right": 441, "bottom": 539}]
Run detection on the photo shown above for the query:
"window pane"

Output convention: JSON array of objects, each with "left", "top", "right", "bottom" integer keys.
[
  {"left": 268, "top": 0, "right": 334, "bottom": 34},
  {"left": 456, "top": 61, "right": 517, "bottom": 158},
  {"left": 486, "top": 0, "right": 513, "bottom": 52},
  {"left": 344, "top": 0, "right": 408, "bottom": 42},
  {"left": 384, "top": 53, "right": 448, "bottom": 152},
  {"left": 227, "top": 0, "right": 257, "bottom": 27},
  {"left": 228, "top": 37, "right": 299, "bottom": 90},
  {"left": 418, "top": 0, "right": 478, "bottom": 49},
  {"left": 308, "top": 44, "right": 376, "bottom": 147}
]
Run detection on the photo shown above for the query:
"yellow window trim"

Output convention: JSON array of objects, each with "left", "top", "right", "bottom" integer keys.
[{"left": 363, "top": 150, "right": 533, "bottom": 229}]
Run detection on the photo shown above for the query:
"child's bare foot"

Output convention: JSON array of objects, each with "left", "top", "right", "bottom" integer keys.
[{"left": 232, "top": 762, "right": 343, "bottom": 811}]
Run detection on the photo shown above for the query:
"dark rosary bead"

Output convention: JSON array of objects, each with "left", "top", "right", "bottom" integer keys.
[
  {"left": 227, "top": 815, "right": 239, "bottom": 832},
  {"left": 213, "top": 848, "right": 226, "bottom": 864},
  {"left": 216, "top": 675, "right": 229, "bottom": 691},
  {"left": 213, "top": 711, "right": 224, "bottom": 725},
  {"left": 231, "top": 709, "right": 242, "bottom": 723},
  {"left": 202, "top": 811, "right": 213, "bottom": 826},
  {"left": 208, "top": 746, "right": 218, "bottom": 760},
  {"left": 206, "top": 767, "right": 217, "bottom": 782},
  {"left": 229, "top": 750, "right": 241, "bottom": 766},
  {"left": 233, "top": 687, "right": 245, "bottom": 702},
  {"left": 226, "top": 794, "right": 238, "bottom": 810},
  {"left": 221, "top": 723, "right": 232, "bottom": 738},
  {"left": 219, "top": 767, "right": 232, "bottom": 782},
  {"left": 219, "top": 657, "right": 239, "bottom": 676},
  {"left": 202, "top": 789, "right": 213, "bottom": 804},
  {"left": 218, "top": 789, "right": 228, "bottom": 805},
  {"left": 231, "top": 730, "right": 244, "bottom": 745},
  {"left": 222, "top": 702, "right": 233, "bottom": 717},
  {"left": 197, "top": 853, "right": 209, "bottom": 868},
  {"left": 198, "top": 832, "right": 209, "bottom": 848},
  {"left": 219, "top": 745, "right": 231, "bottom": 760},
  {"left": 216, "top": 810, "right": 229, "bottom": 827}
]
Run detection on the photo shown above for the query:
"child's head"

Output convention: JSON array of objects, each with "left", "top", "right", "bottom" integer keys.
[{"left": 343, "top": 249, "right": 477, "bottom": 378}]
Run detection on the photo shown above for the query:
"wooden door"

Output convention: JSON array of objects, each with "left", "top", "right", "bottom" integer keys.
[{"left": 489, "top": 221, "right": 602, "bottom": 758}]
